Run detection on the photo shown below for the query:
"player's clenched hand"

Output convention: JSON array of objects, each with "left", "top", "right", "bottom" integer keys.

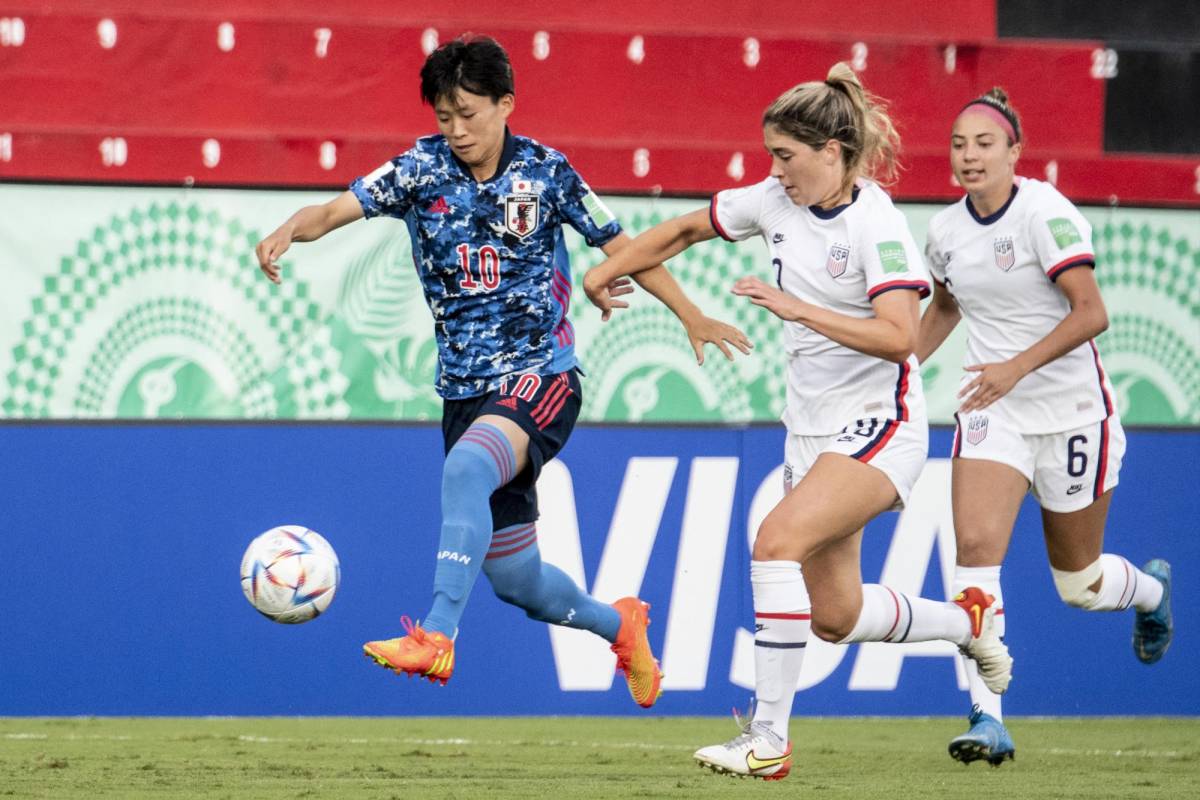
[
  {"left": 684, "top": 315, "right": 753, "bottom": 365},
  {"left": 255, "top": 226, "right": 294, "bottom": 285},
  {"left": 583, "top": 271, "right": 633, "bottom": 322},
  {"left": 731, "top": 276, "right": 806, "bottom": 322},
  {"left": 958, "top": 360, "right": 1026, "bottom": 412}
]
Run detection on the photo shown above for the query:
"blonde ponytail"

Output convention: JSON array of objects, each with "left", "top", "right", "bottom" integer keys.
[{"left": 763, "top": 62, "right": 901, "bottom": 191}]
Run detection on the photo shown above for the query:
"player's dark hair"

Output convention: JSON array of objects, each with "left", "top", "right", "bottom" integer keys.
[
  {"left": 960, "top": 87, "right": 1023, "bottom": 145},
  {"left": 420, "top": 34, "right": 515, "bottom": 106}
]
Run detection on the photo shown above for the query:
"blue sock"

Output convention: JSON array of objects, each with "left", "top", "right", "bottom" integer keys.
[
  {"left": 482, "top": 523, "right": 621, "bottom": 642},
  {"left": 423, "top": 423, "right": 516, "bottom": 636}
]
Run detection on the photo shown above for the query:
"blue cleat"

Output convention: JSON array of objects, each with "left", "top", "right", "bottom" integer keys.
[
  {"left": 1134, "top": 559, "right": 1172, "bottom": 664},
  {"left": 948, "top": 706, "right": 1015, "bottom": 766}
]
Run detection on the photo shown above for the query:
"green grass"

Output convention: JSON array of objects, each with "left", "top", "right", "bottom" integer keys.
[{"left": 1, "top": 717, "right": 1196, "bottom": 799}]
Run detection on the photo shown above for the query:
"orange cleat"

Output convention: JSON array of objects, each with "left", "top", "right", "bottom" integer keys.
[
  {"left": 363, "top": 616, "right": 455, "bottom": 686},
  {"left": 610, "top": 597, "right": 663, "bottom": 708},
  {"left": 952, "top": 587, "right": 1012, "bottom": 694}
]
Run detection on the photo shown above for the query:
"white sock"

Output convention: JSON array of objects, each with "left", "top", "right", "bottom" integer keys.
[
  {"left": 953, "top": 565, "right": 1004, "bottom": 720},
  {"left": 1093, "top": 554, "right": 1164, "bottom": 612},
  {"left": 839, "top": 584, "right": 972, "bottom": 646},
  {"left": 749, "top": 560, "right": 810, "bottom": 746}
]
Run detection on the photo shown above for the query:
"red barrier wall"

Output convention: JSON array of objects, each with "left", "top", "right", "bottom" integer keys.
[
  {"left": 0, "top": 1, "right": 997, "bottom": 40},
  {"left": 1, "top": 6, "right": 1196, "bottom": 204}
]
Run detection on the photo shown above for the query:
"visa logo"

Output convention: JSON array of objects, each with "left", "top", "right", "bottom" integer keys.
[{"left": 535, "top": 458, "right": 967, "bottom": 695}]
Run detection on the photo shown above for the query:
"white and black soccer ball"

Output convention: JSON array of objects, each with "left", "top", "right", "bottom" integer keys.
[{"left": 240, "top": 525, "right": 340, "bottom": 624}]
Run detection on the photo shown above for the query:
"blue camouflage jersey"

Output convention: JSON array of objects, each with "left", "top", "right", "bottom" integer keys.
[{"left": 350, "top": 129, "right": 621, "bottom": 399}]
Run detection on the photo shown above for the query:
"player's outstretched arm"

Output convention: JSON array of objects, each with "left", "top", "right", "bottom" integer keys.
[
  {"left": 584, "top": 209, "right": 750, "bottom": 363},
  {"left": 583, "top": 208, "right": 716, "bottom": 314},
  {"left": 915, "top": 281, "right": 961, "bottom": 363},
  {"left": 255, "top": 191, "right": 364, "bottom": 284},
  {"left": 630, "top": 263, "right": 752, "bottom": 365},
  {"left": 592, "top": 219, "right": 752, "bottom": 364}
]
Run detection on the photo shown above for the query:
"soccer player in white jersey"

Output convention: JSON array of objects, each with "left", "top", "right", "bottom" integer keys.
[
  {"left": 918, "top": 88, "right": 1173, "bottom": 766},
  {"left": 585, "top": 63, "right": 1012, "bottom": 781}
]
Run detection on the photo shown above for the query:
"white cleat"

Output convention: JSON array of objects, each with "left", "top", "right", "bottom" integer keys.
[
  {"left": 954, "top": 586, "right": 1013, "bottom": 694},
  {"left": 694, "top": 721, "right": 792, "bottom": 781}
]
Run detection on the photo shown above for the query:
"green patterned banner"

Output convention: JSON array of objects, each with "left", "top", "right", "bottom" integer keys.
[{"left": 0, "top": 186, "right": 1195, "bottom": 424}]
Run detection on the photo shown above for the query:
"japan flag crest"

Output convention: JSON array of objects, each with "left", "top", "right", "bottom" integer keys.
[
  {"left": 993, "top": 236, "right": 1015, "bottom": 271},
  {"left": 505, "top": 178, "right": 540, "bottom": 239}
]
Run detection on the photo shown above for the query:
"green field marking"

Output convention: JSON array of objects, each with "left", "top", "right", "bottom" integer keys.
[{"left": 1, "top": 716, "right": 1197, "bottom": 799}]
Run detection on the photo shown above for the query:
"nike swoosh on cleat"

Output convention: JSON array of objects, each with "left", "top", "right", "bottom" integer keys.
[
  {"left": 971, "top": 605, "right": 982, "bottom": 634},
  {"left": 745, "top": 751, "right": 789, "bottom": 771}
]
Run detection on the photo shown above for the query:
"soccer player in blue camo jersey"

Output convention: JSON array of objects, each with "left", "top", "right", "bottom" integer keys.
[{"left": 254, "top": 34, "right": 750, "bottom": 707}]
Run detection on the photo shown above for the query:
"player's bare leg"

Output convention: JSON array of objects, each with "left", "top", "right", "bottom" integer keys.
[
  {"left": 696, "top": 454, "right": 1008, "bottom": 779},
  {"left": 953, "top": 459, "right": 1026, "bottom": 568},
  {"left": 695, "top": 455, "right": 888, "bottom": 781},
  {"left": 769, "top": 455, "right": 1007, "bottom": 688}
]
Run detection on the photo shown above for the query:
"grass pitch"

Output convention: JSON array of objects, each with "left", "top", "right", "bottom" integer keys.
[{"left": 1, "top": 716, "right": 1196, "bottom": 799}]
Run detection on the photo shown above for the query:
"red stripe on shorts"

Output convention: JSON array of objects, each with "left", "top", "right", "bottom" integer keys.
[
  {"left": 856, "top": 420, "right": 900, "bottom": 462},
  {"left": 532, "top": 375, "right": 572, "bottom": 428}
]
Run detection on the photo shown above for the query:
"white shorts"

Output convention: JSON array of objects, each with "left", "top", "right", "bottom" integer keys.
[
  {"left": 784, "top": 417, "right": 929, "bottom": 509},
  {"left": 953, "top": 410, "right": 1125, "bottom": 513}
]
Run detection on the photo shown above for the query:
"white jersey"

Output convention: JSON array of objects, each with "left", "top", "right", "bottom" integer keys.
[
  {"left": 925, "top": 177, "right": 1116, "bottom": 434},
  {"left": 712, "top": 178, "right": 930, "bottom": 435}
]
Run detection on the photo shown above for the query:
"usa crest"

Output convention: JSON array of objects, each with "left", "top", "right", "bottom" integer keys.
[
  {"left": 504, "top": 178, "right": 540, "bottom": 239},
  {"left": 826, "top": 243, "right": 850, "bottom": 278},
  {"left": 965, "top": 414, "right": 989, "bottom": 445},
  {"left": 993, "top": 236, "right": 1015, "bottom": 271}
]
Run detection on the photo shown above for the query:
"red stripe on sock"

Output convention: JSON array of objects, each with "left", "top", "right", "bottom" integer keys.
[
  {"left": 458, "top": 436, "right": 509, "bottom": 484},
  {"left": 1118, "top": 558, "right": 1135, "bottom": 609},
  {"left": 882, "top": 587, "right": 903, "bottom": 641},
  {"left": 486, "top": 534, "right": 537, "bottom": 560},
  {"left": 489, "top": 530, "right": 536, "bottom": 552},
  {"left": 459, "top": 430, "right": 513, "bottom": 484},
  {"left": 491, "top": 524, "right": 536, "bottom": 545}
]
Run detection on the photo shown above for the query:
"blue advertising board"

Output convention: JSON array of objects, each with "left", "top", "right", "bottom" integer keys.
[{"left": 1, "top": 423, "right": 1195, "bottom": 715}]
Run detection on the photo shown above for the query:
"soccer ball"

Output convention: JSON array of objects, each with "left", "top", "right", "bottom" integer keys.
[{"left": 240, "top": 525, "right": 340, "bottom": 624}]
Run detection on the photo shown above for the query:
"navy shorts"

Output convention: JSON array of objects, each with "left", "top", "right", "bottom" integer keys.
[{"left": 441, "top": 368, "right": 582, "bottom": 530}]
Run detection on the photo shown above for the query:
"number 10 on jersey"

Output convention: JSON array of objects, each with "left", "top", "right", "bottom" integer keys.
[{"left": 457, "top": 244, "right": 502, "bottom": 290}]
